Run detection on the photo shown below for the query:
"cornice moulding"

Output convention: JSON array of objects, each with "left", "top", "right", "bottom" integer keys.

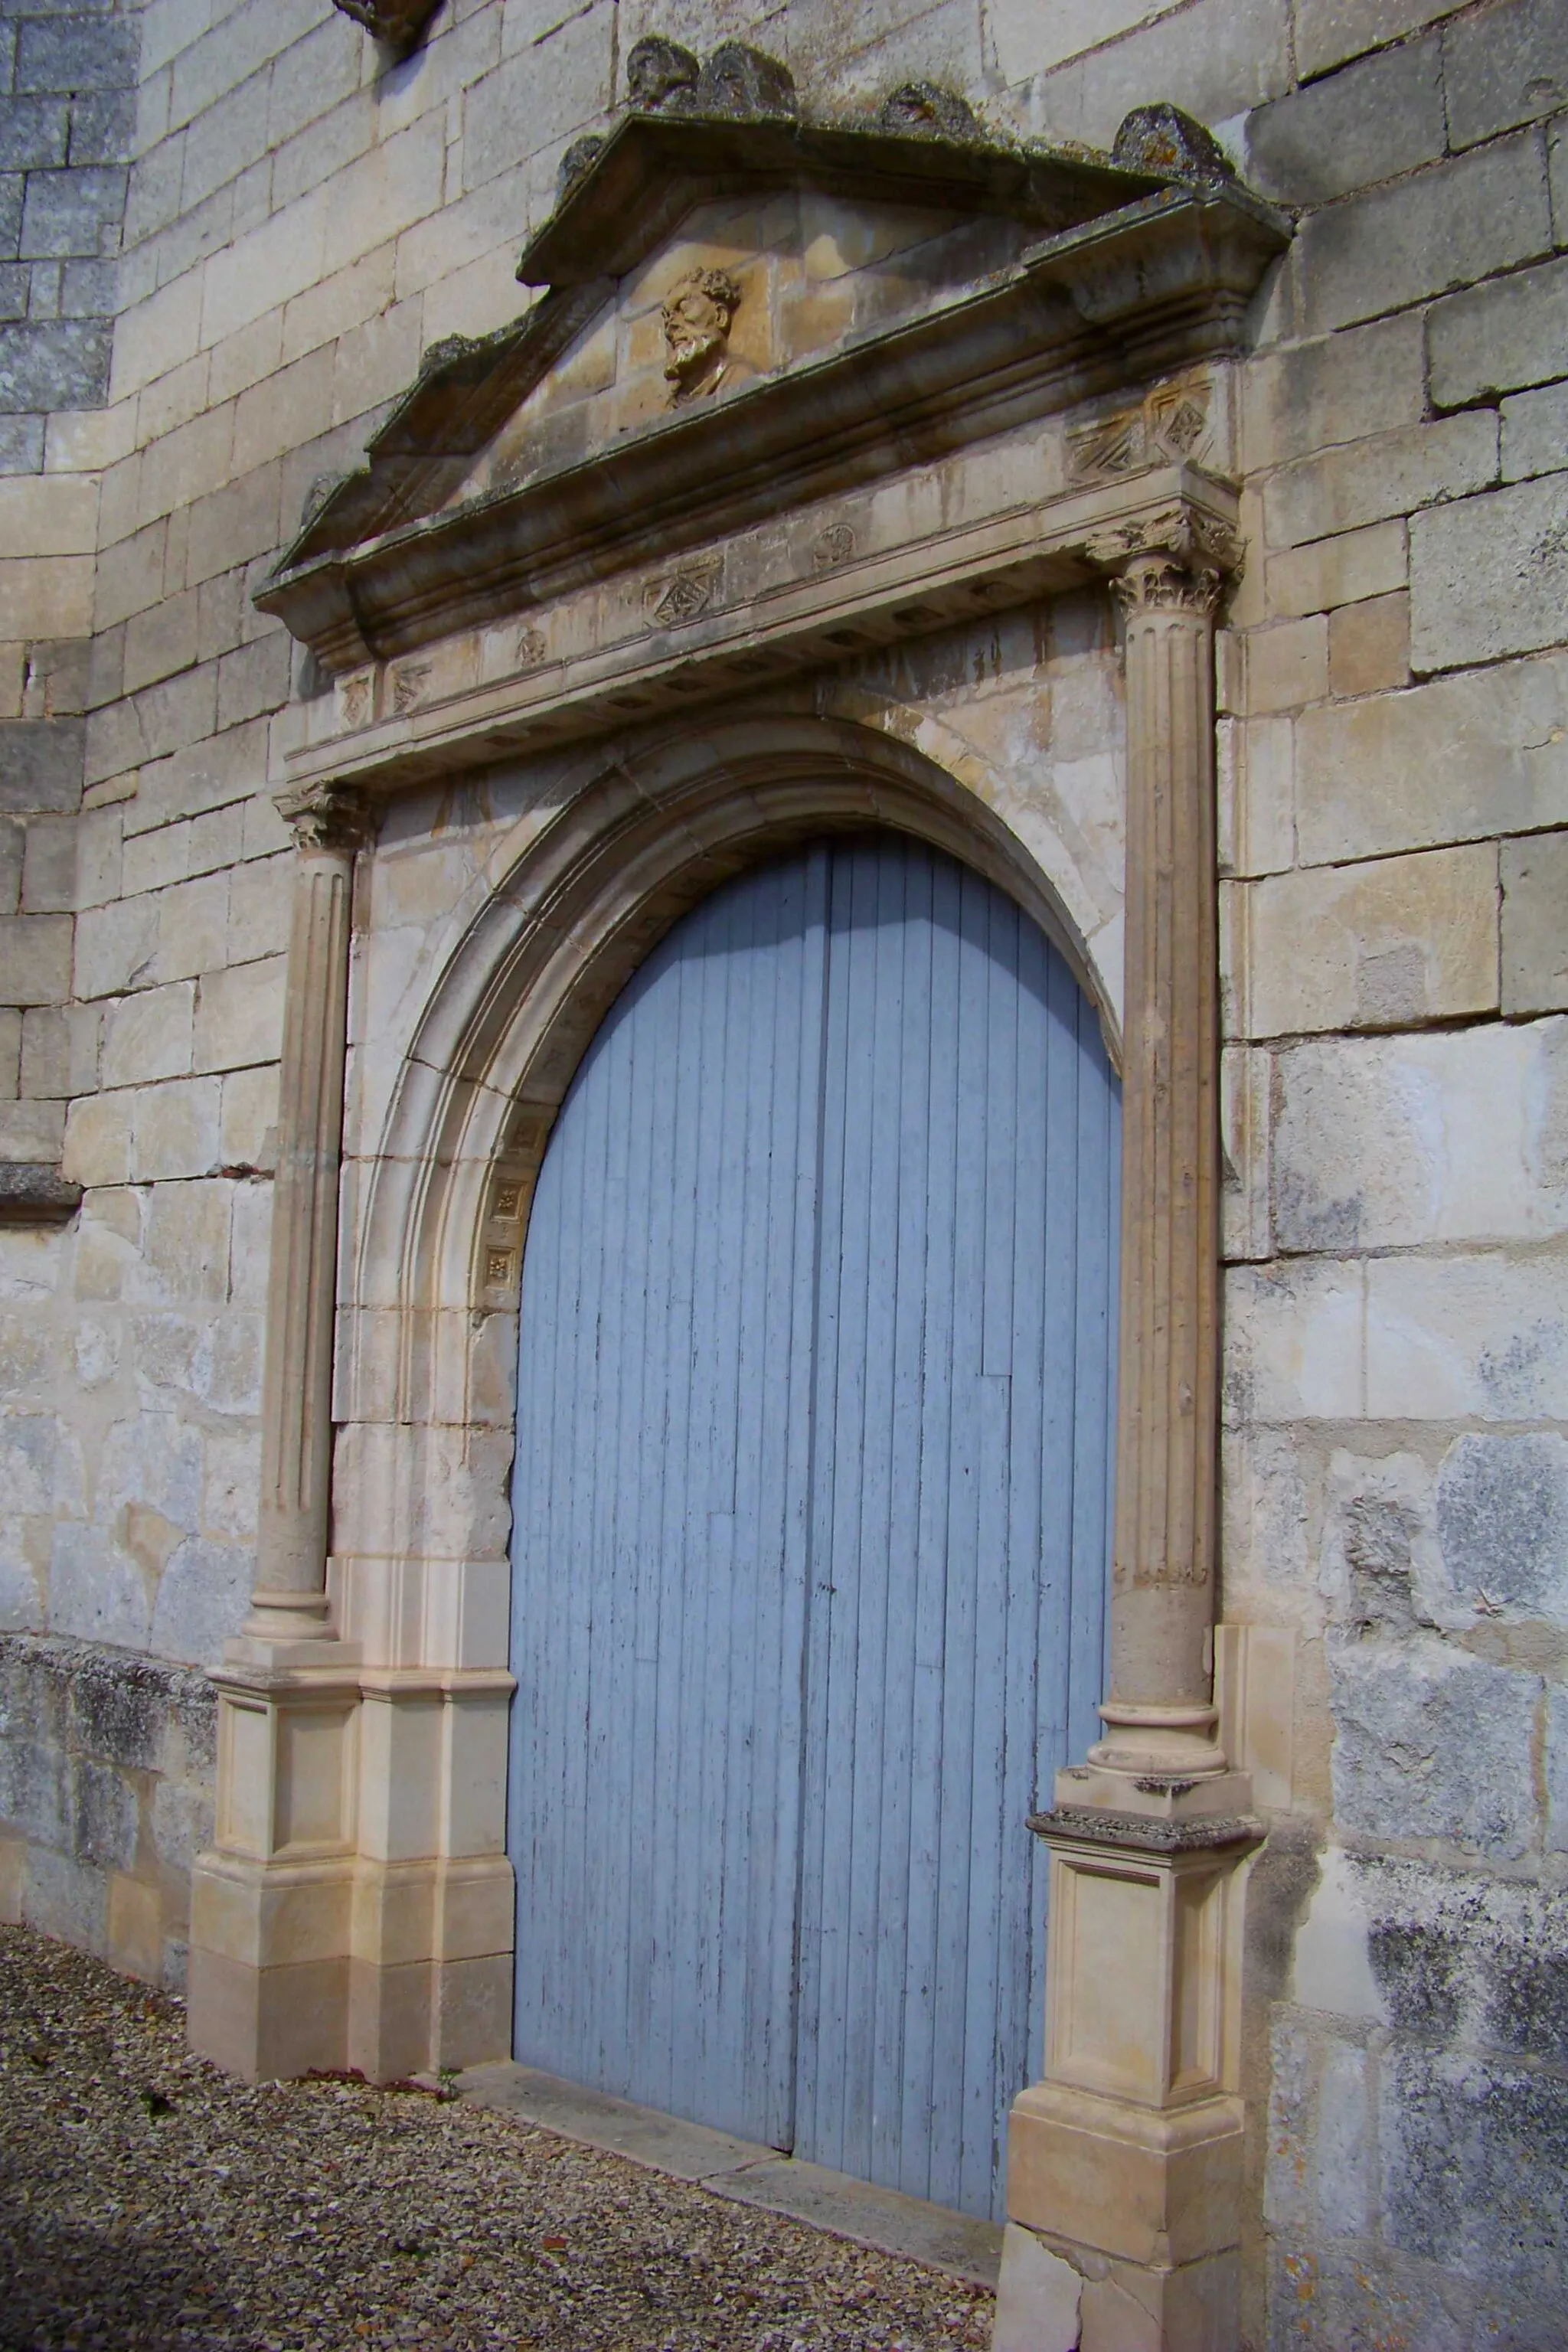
[{"left": 272, "top": 464, "right": 1240, "bottom": 802}]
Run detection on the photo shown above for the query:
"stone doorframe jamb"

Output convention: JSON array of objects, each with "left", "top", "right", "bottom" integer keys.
[{"left": 188, "top": 471, "right": 1263, "bottom": 2348}]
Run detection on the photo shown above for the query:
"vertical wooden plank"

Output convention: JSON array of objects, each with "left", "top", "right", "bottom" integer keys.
[{"left": 510, "top": 831, "right": 1120, "bottom": 2220}]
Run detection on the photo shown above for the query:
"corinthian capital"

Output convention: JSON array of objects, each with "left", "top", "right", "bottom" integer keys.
[
  {"left": 275, "top": 781, "right": 376, "bottom": 855},
  {"left": 1085, "top": 502, "right": 1243, "bottom": 619}
]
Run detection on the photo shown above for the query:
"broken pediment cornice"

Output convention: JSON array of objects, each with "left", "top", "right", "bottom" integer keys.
[
  {"left": 258, "top": 90, "right": 1288, "bottom": 676},
  {"left": 514, "top": 106, "right": 1161, "bottom": 292}
]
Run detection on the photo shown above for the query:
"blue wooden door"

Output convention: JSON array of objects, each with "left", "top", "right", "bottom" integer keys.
[{"left": 508, "top": 835, "right": 1118, "bottom": 2219}]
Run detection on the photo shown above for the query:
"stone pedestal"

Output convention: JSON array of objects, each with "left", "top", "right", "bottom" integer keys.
[
  {"left": 995, "top": 505, "right": 1260, "bottom": 2352},
  {"left": 188, "top": 784, "right": 516, "bottom": 2085}
]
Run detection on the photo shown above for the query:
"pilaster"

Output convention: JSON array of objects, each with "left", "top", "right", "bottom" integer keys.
[
  {"left": 190, "top": 782, "right": 372, "bottom": 2079},
  {"left": 997, "top": 504, "right": 1261, "bottom": 2352}
]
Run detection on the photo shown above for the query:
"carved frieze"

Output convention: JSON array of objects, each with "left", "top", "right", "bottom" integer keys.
[
  {"left": 812, "top": 522, "right": 858, "bottom": 570},
  {"left": 1068, "top": 384, "right": 1212, "bottom": 488},
  {"left": 644, "top": 556, "right": 724, "bottom": 628}
]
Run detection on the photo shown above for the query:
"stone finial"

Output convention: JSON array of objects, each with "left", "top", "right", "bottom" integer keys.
[
  {"left": 557, "top": 135, "right": 606, "bottom": 203},
  {"left": 331, "top": 0, "right": 442, "bottom": 57},
  {"left": 1111, "top": 101, "right": 1236, "bottom": 184},
  {"left": 697, "top": 43, "right": 797, "bottom": 117},
  {"left": 626, "top": 36, "right": 701, "bottom": 112},
  {"left": 880, "top": 82, "right": 977, "bottom": 139}
]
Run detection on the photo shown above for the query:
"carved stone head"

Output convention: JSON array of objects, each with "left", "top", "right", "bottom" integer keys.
[{"left": 661, "top": 267, "right": 741, "bottom": 401}]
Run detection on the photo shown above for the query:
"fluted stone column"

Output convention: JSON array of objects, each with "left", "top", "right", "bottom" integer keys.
[
  {"left": 1091, "top": 506, "right": 1232, "bottom": 1785},
  {"left": 244, "top": 781, "right": 372, "bottom": 1649},
  {"left": 995, "top": 505, "right": 1261, "bottom": 2352}
]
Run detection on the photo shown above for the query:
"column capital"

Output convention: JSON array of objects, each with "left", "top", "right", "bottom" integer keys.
[
  {"left": 1084, "top": 501, "right": 1243, "bottom": 618},
  {"left": 276, "top": 779, "right": 376, "bottom": 855}
]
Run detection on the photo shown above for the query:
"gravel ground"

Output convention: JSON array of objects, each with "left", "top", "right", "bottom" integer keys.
[{"left": 0, "top": 1926, "right": 994, "bottom": 2352}]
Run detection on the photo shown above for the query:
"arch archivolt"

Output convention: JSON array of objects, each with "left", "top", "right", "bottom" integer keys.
[{"left": 348, "top": 710, "right": 1119, "bottom": 1380}]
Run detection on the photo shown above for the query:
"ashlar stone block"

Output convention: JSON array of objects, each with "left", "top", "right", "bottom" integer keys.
[
  {"left": 1243, "top": 841, "right": 1498, "bottom": 1038},
  {"left": 1329, "top": 1635, "right": 1539, "bottom": 1859},
  {"left": 1502, "top": 377, "right": 1568, "bottom": 485},
  {"left": 1429, "top": 253, "right": 1568, "bottom": 409},
  {"left": 1436, "top": 1431, "right": 1568, "bottom": 1625},
  {"left": 1298, "top": 133, "right": 1553, "bottom": 338},
  {"left": 1411, "top": 475, "right": 1568, "bottom": 672},
  {"left": 1295, "top": 652, "right": 1568, "bottom": 863},
  {"left": 1295, "top": 0, "right": 1466, "bottom": 80},
  {"left": 1266, "top": 518, "right": 1406, "bottom": 619},
  {"left": 1442, "top": 0, "right": 1568, "bottom": 152},
  {"left": 1273, "top": 1018, "right": 1568, "bottom": 1254},
  {"left": 100, "top": 978, "right": 194, "bottom": 1089},
  {"left": 1328, "top": 590, "right": 1408, "bottom": 698},
  {"left": 1263, "top": 409, "right": 1498, "bottom": 550},
  {"left": 1366, "top": 1249, "right": 1568, "bottom": 1419},
  {"left": 1245, "top": 31, "right": 1444, "bottom": 205},
  {"left": 1502, "top": 829, "right": 1568, "bottom": 1014}
]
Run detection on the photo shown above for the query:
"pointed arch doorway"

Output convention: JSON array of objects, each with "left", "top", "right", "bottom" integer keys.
[{"left": 506, "top": 830, "right": 1118, "bottom": 2222}]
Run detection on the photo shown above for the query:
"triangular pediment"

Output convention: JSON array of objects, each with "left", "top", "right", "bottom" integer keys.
[
  {"left": 438, "top": 187, "right": 1043, "bottom": 517},
  {"left": 258, "top": 88, "right": 1288, "bottom": 672}
]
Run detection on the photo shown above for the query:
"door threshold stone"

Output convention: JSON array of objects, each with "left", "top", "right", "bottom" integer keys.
[{"left": 454, "top": 2060, "right": 1003, "bottom": 2288}]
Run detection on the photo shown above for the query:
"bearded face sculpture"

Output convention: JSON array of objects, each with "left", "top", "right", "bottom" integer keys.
[{"left": 662, "top": 269, "right": 742, "bottom": 402}]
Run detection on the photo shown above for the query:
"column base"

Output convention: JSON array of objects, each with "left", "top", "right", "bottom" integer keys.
[
  {"left": 188, "top": 1849, "right": 514, "bottom": 2083},
  {"left": 1007, "top": 2080, "right": 1246, "bottom": 2269},
  {"left": 995, "top": 2216, "right": 1240, "bottom": 2352}
]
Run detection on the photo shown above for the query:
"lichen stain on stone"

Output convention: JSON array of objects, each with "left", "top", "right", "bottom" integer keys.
[
  {"left": 1436, "top": 1431, "right": 1568, "bottom": 1623},
  {"left": 1367, "top": 1917, "right": 1464, "bottom": 2041},
  {"left": 1477, "top": 1316, "right": 1568, "bottom": 1418}
]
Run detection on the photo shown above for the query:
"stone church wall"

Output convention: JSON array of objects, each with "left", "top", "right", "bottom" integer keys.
[{"left": 0, "top": 0, "right": 1564, "bottom": 2342}]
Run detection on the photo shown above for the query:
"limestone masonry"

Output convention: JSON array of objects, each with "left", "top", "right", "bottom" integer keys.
[{"left": 1, "top": 0, "right": 1566, "bottom": 2345}]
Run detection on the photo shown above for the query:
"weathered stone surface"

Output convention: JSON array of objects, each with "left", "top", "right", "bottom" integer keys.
[
  {"left": 1429, "top": 253, "right": 1568, "bottom": 410},
  {"left": 1295, "top": 654, "right": 1568, "bottom": 863},
  {"left": 1328, "top": 1637, "right": 1539, "bottom": 1857},
  {"left": 1297, "top": 132, "right": 1553, "bottom": 338},
  {"left": 1383, "top": 2043, "right": 1568, "bottom": 2285},
  {"left": 1245, "top": 31, "right": 1444, "bottom": 204},
  {"left": 1442, "top": 0, "right": 1568, "bottom": 152},
  {"left": 1265, "top": 518, "right": 1406, "bottom": 619},
  {"left": 1272, "top": 1019, "right": 1568, "bottom": 1253},
  {"left": 1295, "top": 0, "right": 1465, "bottom": 80},
  {"left": 1547, "top": 1685, "right": 1568, "bottom": 1854},
  {"left": 1365, "top": 1250, "right": 1568, "bottom": 1420},
  {"left": 0, "top": 718, "right": 84, "bottom": 815},
  {"left": 1502, "top": 377, "right": 1568, "bottom": 485},
  {"left": 1243, "top": 843, "right": 1498, "bottom": 1038},
  {"left": 1504, "top": 830, "right": 1568, "bottom": 1014},
  {"left": 1410, "top": 475, "right": 1568, "bottom": 672},
  {"left": 1436, "top": 1432, "right": 1568, "bottom": 1624},
  {"left": 1262, "top": 410, "right": 1497, "bottom": 550},
  {"left": 148, "top": 1534, "right": 251, "bottom": 1665}
]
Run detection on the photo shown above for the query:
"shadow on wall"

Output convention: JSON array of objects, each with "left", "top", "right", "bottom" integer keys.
[{"left": 0, "top": 1632, "right": 214, "bottom": 1989}]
